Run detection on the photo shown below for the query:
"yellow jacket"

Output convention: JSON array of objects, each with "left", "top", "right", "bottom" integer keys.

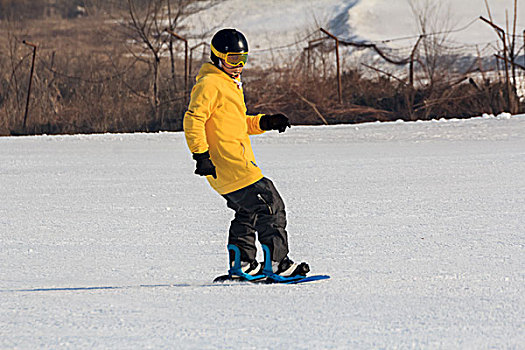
[{"left": 184, "top": 63, "right": 265, "bottom": 195}]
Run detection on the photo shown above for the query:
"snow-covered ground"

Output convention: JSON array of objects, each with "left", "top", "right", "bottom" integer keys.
[
  {"left": 1, "top": 115, "right": 524, "bottom": 348},
  {"left": 182, "top": 0, "right": 524, "bottom": 64}
]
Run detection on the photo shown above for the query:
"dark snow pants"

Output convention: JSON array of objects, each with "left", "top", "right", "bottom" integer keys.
[{"left": 222, "top": 177, "right": 289, "bottom": 263}]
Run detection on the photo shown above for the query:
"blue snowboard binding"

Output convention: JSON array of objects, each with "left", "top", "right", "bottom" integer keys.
[
  {"left": 213, "top": 244, "right": 330, "bottom": 284},
  {"left": 213, "top": 244, "right": 266, "bottom": 283},
  {"left": 261, "top": 244, "right": 309, "bottom": 283}
]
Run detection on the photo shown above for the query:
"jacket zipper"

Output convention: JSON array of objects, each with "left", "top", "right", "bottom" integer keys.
[
  {"left": 240, "top": 142, "right": 248, "bottom": 167},
  {"left": 257, "top": 194, "right": 273, "bottom": 215}
]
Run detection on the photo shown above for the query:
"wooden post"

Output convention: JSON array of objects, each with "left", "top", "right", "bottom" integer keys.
[
  {"left": 480, "top": 16, "right": 516, "bottom": 113},
  {"left": 305, "top": 38, "right": 325, "bottom": 81},
  {"left": 306, "top": 44, "right": 311, "bottom": 79},
  {"left": 320, "top": 28, "right": 342, "bottom": 104},
  {"left": 22, "top": 40, "right": 37, "bottom": 130},
  {"left": 409, "top": 35, "right": 424, "bottom": 88}
]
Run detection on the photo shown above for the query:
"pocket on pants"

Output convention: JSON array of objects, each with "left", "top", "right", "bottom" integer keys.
[
  {"left": 256, "top": 192, "right": 273, "bottom": 215},
  {"left": 255, "top": 178, "right": 285, "bottom": 215}
]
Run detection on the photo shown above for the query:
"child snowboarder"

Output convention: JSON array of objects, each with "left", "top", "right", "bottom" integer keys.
[{"left": 183, "top": 28, "right": 309, "bottom": 281}]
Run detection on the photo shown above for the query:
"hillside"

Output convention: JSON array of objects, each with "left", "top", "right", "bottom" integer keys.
[
  {"left": 0, "top": 0, "right": 523, "bottom": 135},
  {"left": 181, "top": 0, "right": 524, "bottom": 65}
]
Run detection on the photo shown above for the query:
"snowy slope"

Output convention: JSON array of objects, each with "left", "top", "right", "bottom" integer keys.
[
  {"left": 181, "top": 0, "right": 525, "bottom": 64},
  {"left": 1, "top": 115, "right": 524, "bottom": 348},
  {"left": 347, "top": 0, "right": 524, "bottom": 47}
]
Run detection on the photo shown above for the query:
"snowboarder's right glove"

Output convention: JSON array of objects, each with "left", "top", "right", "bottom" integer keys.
[
  {"left": 259, "top": 113, "right": 291, "bottom": 133},
  {"left": 192, "top": 151, "right": 217, "bottom": 179}
]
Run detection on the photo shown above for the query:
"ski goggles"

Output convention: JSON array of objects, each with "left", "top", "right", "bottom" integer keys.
[{"left": 211, "top": 44, "right": 248, "bottom": 67}]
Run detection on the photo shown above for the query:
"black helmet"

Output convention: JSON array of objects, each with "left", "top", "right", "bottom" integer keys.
[{"left": 210, "top": 28, "right": 249, "bottom": 67}]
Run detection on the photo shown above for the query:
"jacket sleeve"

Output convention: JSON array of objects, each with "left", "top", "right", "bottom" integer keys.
[
  {"left": 246, "top": 113, "right": 265, "bottom": 135},
  {"left": 183, "top": 78, "right": 218, "bottom": 154}
]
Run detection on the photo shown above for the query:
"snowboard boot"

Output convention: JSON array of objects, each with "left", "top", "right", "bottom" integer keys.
[
  {"left": 261, "top": 244, "right": 310, "bottom": 282},
  {"left": 239, "top": 260, "right": 263, "bottom": 276},
  {"left": 227, "top": 244, "right": 265, "bottom": 281},
  {"left": 272, "top": 256, "right": 310, "bottom": 277}
]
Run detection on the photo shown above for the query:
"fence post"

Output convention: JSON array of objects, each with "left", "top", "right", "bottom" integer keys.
[
  {"left": 409, "top": 35, "right": 424, "bottom": 88},
  {"left": 305, "top": 38, "right": 326, "bottom": 80},
  {"left": 320, "top": 28, "right": 342, "bottom": 104},
  {"left": 22, "top": 40, "right": 37, "bottom": 131},
  {"left": 480, "top": 16, "right": 516, "bottom": 113}
]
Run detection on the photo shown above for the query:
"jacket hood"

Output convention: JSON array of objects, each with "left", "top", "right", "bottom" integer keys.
[
  {"left": 196, "top": 62, "right": 242, "bottom": 82},
  {"left": 196, "top": 62, "right": 230, "bottom": 81}
]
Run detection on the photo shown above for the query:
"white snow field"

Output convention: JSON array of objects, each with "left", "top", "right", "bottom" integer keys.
[
  {"left": 182, "top": 0, "right": 525, "bottom": 64},
  {"left": 1, "top": 114, "right": 524, "bottom": 348}
]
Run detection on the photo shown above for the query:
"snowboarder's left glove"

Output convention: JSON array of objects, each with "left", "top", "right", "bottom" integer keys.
[
  {"left": 260, "top": 113, "right": 291, "bottom": 133},
  {"left": 192, "top": 151, "right": 217, "bottom": 179}
]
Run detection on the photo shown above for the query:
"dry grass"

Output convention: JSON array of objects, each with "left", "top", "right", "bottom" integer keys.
[
  {"left": 0, "top": 15, "right": 522, "bottom": 136},
  {"left": 0, "top": 15, "right": 188, "bottom": 135}
]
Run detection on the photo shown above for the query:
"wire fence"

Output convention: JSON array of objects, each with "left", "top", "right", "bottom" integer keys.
[{"left": 1, "top": 12, "right": 524, "bottom": 135}]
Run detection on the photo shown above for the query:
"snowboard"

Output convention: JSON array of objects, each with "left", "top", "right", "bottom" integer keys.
[
  {"left": 216, "top": 244, "right": 330, "bottom": 284},
  {"left": 213, "top": 274, "right": 330, "bottom": 284}
]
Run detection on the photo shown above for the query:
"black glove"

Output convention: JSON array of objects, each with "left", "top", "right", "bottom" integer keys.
[
  {"left": 192, "top": 151, "right": 217, "bottom": 179},
  {"left": 259, "top": 113, "right": 291, "bottom": 133}
]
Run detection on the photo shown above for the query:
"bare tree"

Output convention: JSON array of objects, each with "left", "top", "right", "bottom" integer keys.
[
  {"left": 124, "top": 0, "right": 165, "bottom": 120},
  {"left": 408, "top": 0, "right": 457, "bottom": 87},
  {"left": 122, "top": 0, "right": 219, "bottom": 126}
]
